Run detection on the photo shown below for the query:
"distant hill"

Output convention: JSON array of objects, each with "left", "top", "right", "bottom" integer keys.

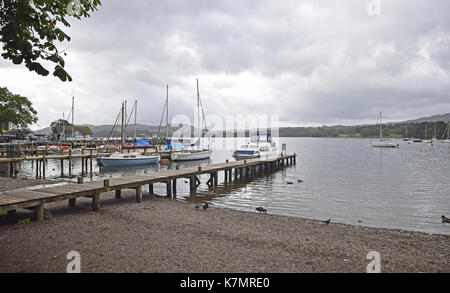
[{"left": 403, "top": 113, "right": 450, "bottom": 123}]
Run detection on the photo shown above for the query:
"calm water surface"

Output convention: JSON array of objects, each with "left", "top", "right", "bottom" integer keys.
[{"left": 10, "top": 138, "right": 450, "bottom": 235}]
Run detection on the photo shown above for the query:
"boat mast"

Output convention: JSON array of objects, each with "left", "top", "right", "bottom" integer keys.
[
  {"left": 405, "top": 125, "right": 408, "bottom": 138},
  {"left": 379, "top": 111, "right": 383, "bottom": 140},
  {"left": 448, "top": 122, "right": 450, "bottom": 140},
  {"left": 121, "top": 102, "right": 124, "bottom": 154},
  {"left": 425, "top": 124, "right": 427, "bottom": 140},
  {"left": 71, "top": 96, "right": 74, "bottom": 140},
  {"left": 197, "top": 79, "right": 201, "bottom": 149},
  {"left": 166, "top": 85, "right": 169, "bottom": 140},
  {"left": 134, "top": 100, "right": 137, "bottom": 139}
]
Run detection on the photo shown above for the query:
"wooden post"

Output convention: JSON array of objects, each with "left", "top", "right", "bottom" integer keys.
[
  {"left": 89, "top": 149, "right": 93, "bottom": 178},
  {"left": 190, "top": 176, "right": 195, "bottom": 192},
  {"left": 149, "top": 183, "right": 154, "bottom": 195},
  {"left": 224, "top": 170, "right": 228, "bottom": 183},
  {"left": 61, "top": 159, "right": 64, "bottom": 178},
  {"left": 136, "top": 186, "right": 142, "bottom": 203},
  {"left": 92, "top": 192, "right": 100, "bottom": 211},
  {"left": 42, "top": 153, "right": 46, "bottom": 179},
  {"left": 172, "top": 179, "right": 177, "bottom": 197},
  {"left": 68, "top": 149, "right": 72, "bottom": 178},
  {"left": 115, "top": 190, "right": 122, "bottom": 199},
  {"left": 166, "top": 180, "right": 172, "bottom": 198},
  {"left": 103, "top": 179, "right": 110, "bottom": 190},
  {"left": 35, "top": 204, "right": 44, "bottom": 221}
]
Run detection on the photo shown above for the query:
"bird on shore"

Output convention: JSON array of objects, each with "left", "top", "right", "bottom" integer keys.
[
  {"left": 442, "top": 216, "right": 450, "bottom": 223},
  {"left": 203, "top": 203, "right": 209, "bottom": 210},
  {"left": 256, "top": 207, "right": 267, "bottom": 214},
  {"left": 323, "top": 219, "right": 331, "bottom": 225}
]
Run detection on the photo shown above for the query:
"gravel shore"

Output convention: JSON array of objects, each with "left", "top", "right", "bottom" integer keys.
[{"left": 0, "top": 187, "right": 449, "bottom": 273}]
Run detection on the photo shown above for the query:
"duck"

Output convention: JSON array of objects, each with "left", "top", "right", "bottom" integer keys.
[
  {"left": 256, "top": 207, "right": 267, "bottom": 214},
  {"left": 297, "top": 179, "right": 304, "bottom": 183},
  {"left": 194, "top": 204, "right": 200, "bottom": 209},
  {"left": 442, "top": 215, "right": 450, "bottom": 223},
  {"left": 203, "top": 203, "right": 209, "bottom": 210},
  {"left": 287, "top": 181, "right": 294, "bottom": 185},
  {"left": 323, "top": 219, "right": 331, "bottom": 225}
]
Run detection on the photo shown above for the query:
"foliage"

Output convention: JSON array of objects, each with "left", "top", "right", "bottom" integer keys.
[
  {"left": 18, "top": 218, "right": 30, "bottom": 225},
  {"left": 0, "top": 0, "right": 101, "bottom": 81},
  {"left": 50, "top": 119, "right": 91, "bottom": 135},
  {"left": 279, "top": 121, "right": 450, "bottom": 139},
  {"left": 44, "top": 209, "right": 52, "bottom": 220},
  {"left": 0, "top": 87, "right": 38, "bottom": 129}
]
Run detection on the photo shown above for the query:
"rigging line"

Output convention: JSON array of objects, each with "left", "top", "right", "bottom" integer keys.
[
  {"left": 123, "top": 101, "right": 136, "bottom": 137},
  {"left": 198, "top": 94, "right": 212, "bottom": 147},
  {"left": 157, "top": 98, "right": 168, "bottom": 138},
  {"left": 101, "top": 107, "right": 122, "bottom": 155}
]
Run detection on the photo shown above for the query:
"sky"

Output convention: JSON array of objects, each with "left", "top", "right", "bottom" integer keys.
[{"left": 1, "top": 0, "right": 450, "bottom": 130}]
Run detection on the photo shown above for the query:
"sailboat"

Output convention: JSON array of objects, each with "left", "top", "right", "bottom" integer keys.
[
  {"left": 171, "top": 79, "right": 212, "bottom": 161},
  {"left": 422, "top": 124, "right": 432, "bottom": 143},
  {"left": 97, "top": 102, "right": 159, "bottom": 167},
  {"left": 372, "top": 111, "right": 399, "bottom": 148},
  {"left": 441, "top": 122, "right": 450, "bottom": 143}
]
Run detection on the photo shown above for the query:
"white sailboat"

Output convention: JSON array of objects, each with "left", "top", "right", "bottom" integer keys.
[
  {"left": 422, "top": 124, "right": 433, "bottom": 143},
  {"left": 441, "top": 122, "right": 450, "bottom": 143},
  {"left": 98, "top": 102, "right": 159, "bottom": 167},
  {"left": 372, "top": 111, "right": 399, "bottom": 148},
  {"left": 171, "top": 79, "right": 212, "bottom": 161}
]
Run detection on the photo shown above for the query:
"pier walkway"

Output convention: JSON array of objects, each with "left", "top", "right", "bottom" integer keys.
[{"left": 0, "top": 154, "right": 296, "bottom": 221}]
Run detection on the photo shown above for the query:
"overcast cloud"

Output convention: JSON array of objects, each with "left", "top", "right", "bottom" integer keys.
[{"left": 1, "top": 0, "right": 449, "bottom": 129}]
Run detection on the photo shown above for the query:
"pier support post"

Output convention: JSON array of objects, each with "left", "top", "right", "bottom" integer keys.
[
  {"left": 69, "top": 198, "right": 76, "bottom": 208},
  {"left": 68, "top": 149, "right": 72, "bottom": 179},
  {"left": 35, "top": 204, "right": 44, "bottom": 221},
  {"left": 173, "top": 179, "right": 177, "bottom": 198},
  {"left": 42, "top": 153, "right": 46, "bottom": 179},
  {"left": 149, "top": 183, "right": 154, "bottom": 195},
  {"left": 115, "top": 190, "right": 122, "bottom": 199},
  {"left": 89, "top": 150, "right": 93, "bottom": 178},
  {"left": 60, "top": 159, "right": 64, "bottom": 178},
  {"left": 166, "top": 180, "right": 172, "bottom": 198},
  {"left": 136, "top": 186, "right": 142, "bottom": 203},
  {"left": 189, "top": 176, "right": 196, "bottom": 192},
  {"left": 92, "top": 192, "right": 100, "bottom": 211}
]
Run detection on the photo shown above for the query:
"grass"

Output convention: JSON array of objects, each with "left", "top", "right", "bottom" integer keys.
[{"left": 18, "top": 218, "right": 30, "bottom": 225}]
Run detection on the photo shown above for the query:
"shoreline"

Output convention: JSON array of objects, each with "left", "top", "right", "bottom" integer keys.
[{"left": 0, "top": 185, "right": 449, "bottom": 273}]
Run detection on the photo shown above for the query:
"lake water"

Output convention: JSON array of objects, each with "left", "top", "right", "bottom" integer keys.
[{"left": 7, "top": 137, "right": 450, "bottom": 235}]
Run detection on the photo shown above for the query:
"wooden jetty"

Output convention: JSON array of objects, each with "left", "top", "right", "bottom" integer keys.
[
  {"left": 0, "top": 148, "right": 185, "bottom": 178},
  {"left": 0, "top": 154, "right": 296, "bottom": 221}
]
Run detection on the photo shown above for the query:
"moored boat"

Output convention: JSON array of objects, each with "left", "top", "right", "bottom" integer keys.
[
  {"left": 97, "top": 152, "right": 159, "bottom": 167},
  {"left": 232, "top": 132, "right": 279, "bottom": 160},
  {"left": 372, "top": 111, "right": 399, "bottom": 148}
]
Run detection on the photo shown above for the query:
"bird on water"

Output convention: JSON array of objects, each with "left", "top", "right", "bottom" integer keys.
[
  {"left": 203, "top": 203, "right": 209, "bottom": 210},
  {"left": 323, "top": 219, "right": 331, "bottom": 225},
  {"left": 442, "top": 215, "right": 450, "bottom": 223},
  {"left": 256, "top": 207, "right": 267, "bottom": 214}
]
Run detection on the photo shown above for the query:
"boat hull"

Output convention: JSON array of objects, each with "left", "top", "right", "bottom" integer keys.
[
  {"left": 372, "top": 142, "right": 398, "bottom": 148},
  {"left": 171, "top": 150, "right": 212, "bottom": 161},
  {"left": 97, "top": 156, "right": 159, "bottom": 167}
]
